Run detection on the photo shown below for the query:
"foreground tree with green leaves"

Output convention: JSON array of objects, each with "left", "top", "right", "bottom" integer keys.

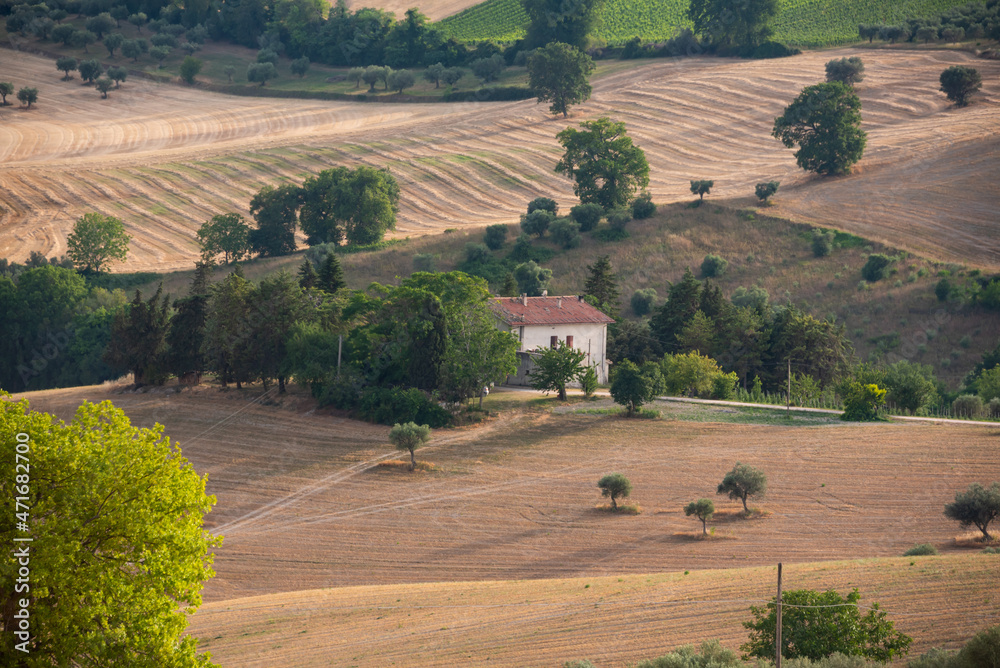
[
  {"left": 0, "top": 397, "right": 220, "bottom": 666},
  {"left": 197, "top": 212, "right": 252, "bottom": 264},
  {"left": 944, "top": 481, "right": 1000, "bottom": 541},
  {"left": 67, "top": 212, "right": 131, "bottom": 273},
  {"left": 610, "top": 359, "right": 653, "bottom": 416},
  {"left": 555, "top": 117, "right": 650, "bottom": 210},
  {"left": 529, "top": 339, "right": 587, "bottom": 400},
  {"left": 389, "top": 421, "right": 431, "bottom": 471},
  {"left": 684, "top": 498, "right": 715, "bottom": 535},
  {"left": 527, "top": 42, "right": 595, "bottom": 117},
  {"left": 741, "top": 588, "right": 912, "bottom": 662},
  {"left": 598, "top": 473, "right": 632, "bottom": 510},
  {"left": 772, "top": 82, "right": 866, "bottom": 175},
  {"left": 717, "top": 462, "right": 767, "bottom": 513}
]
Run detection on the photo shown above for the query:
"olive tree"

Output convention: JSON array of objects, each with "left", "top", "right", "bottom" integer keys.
[
  {"left": 56, "top": 56, "right": 78, "bottom": 80},
  {"left": 95, "top": 77, "right": 114, "bottom": 98},
  {"left": 685, "top": 498, "right": 715, "bottom": 535},
  {"left": 717, "top": 462, "right": 767, "bottom": 513},
  {"left": 755, "top": 181, "right": 779, "bottom": 203},
  {"left": 939, "top": 66, "right": 982, "bottom": 106},
  {"left": 825, "top": 56, "right": 865, "bottom": 85},
  {"left": 944, "top": 481, "right": 1000, "bottom": 541},
  {"left": 690, "top": 179, "right": 713, "bottom": 200},
  {"left": 598, "top": 473, "right": 632, "bottom": 510},
  {"left": 389, "top": 422, "right": 431, "bottom": 471}
]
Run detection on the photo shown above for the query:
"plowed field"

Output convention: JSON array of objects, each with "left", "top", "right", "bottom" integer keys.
[{"left": 2, "top": 47, "right": 999, "bottom": 271}]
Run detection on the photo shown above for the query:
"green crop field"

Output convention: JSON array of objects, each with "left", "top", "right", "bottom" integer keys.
[{"left": 438, "top": 0, "right": 976, "bottom": 46}]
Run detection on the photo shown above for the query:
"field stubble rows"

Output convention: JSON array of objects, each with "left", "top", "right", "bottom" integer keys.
[{"left": 1, "top": 47, "right": 998, "bottom": 270}]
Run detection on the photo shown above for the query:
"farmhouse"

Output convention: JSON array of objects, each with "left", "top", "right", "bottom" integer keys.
[{"left": 490, "top": 294, "right": 615, "bottom": 385}]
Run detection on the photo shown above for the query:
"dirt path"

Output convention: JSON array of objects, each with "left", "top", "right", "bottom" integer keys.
[{"left": 2, "top": 47, "right": 998, "bottom": 270}]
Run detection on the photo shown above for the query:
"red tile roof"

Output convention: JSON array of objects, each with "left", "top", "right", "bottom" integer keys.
[{"left": 490, "top": 296, "right": 615, "bottom": 326}]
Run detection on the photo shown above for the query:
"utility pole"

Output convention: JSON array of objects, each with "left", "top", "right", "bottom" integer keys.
[
  {"left": 337, "top": 334, "right": 343, "bottom": 379},
  {"left": 786, "top": 358, "right": 791, "bottom": 414},
  {"left": 776, "top": 562, "right": 783, "bottom": 668}
]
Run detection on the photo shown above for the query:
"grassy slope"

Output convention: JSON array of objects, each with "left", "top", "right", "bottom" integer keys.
[
  {"left": 188, "top": 554, "right": 999, "bottom": 666},
  {"left": 135, "top": 203, "right": 1000, "bottom": 389},
  {"left": 438, "top": 0, "right": 974, "bottom": 45}
]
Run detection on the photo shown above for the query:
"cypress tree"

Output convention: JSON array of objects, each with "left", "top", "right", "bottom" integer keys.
[
  {"left": 583, "top": 255, "right": 620, "bottom": 316},
  {"left": 318, "top": 253, "right": 346, "bottom": 294},
  {"left": 298, "top": 258, "right": 318, "bottom": 289},
  {"left": 104, "top": 285, "right": 171, "bottom": 386},
  {"left": 650, "top": 268, "right": 702, "bottom": 353}
]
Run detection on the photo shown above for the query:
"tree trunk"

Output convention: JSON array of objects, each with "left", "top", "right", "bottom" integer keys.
[
  {"left": 409, "top": 448, "right": 416, "bottom": 471},
  {"left": 278, "top": 375, "right": 285, "bottom": 393},
  {"left": 236, "top": 380, "right": 242, "bottom": 389},
  {"left": 611, "top": 496, "right": 617, "bottom": 510},
  {"left": 558, "top": 386, "right": 567, "bottom": 401},
  {"left": 979, "top": 523, "right": 992, "bottom": 541},
  {"left": 701, "top": 518, "right": 707, "bottom": 535},
  {"left": 742, "top": 495, "right": 749, "bottom": 514}
]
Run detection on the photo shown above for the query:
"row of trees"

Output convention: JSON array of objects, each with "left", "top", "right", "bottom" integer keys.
[{"left": 0, "top": 81, "right": 39, "bottom": 107}]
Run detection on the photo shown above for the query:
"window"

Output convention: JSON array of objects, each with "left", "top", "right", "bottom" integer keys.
[
  {"left": 566, "top": 335, "right": 574, "bottom": 348},
  {"left": 550, "top": 335, "right": 558, "bottom": 348}
]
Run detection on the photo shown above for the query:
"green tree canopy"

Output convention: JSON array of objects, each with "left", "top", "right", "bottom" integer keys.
[
  {"left": 300, "top": 166, "right": 400, "bottom": 247},
  {"left": 103, "top": 286, "right": 171, "bottom": 385},
  {"left": 67, "top": 212, "right": 131, "bottom": 273},
  {"left": 180, "top": 56, "right": 203, "bottom": 84},
  {"left": 687, "top": 0, "right": 777, "bottom": 47},
  {"left": 203, "top": 267, "right": 255, "bottom": 388},
  {"left": 610, "top": 359, "right": 653, "bottom": 416},
  {"left": 527, "top": 42, "right": 595, "bottom": 117},
  {"left": 825, "top": 56, "right": 865, "bottom": 85},
  {"left": 529, "top": 339, "right": 587, "bottom": 400},
  {"left": 773, "top": 82, "right": 867, "bottom": 175},
  {"left": 717, "top": 462, "right": 767, "bottom": 513},
  {"left": 684, "top": 498, "right": 715, "bottom": 535},
  {"left": 944, "top": 481, "right": 1000, "bottom": 541},
  {"left": 523, "top": 0, "right": 603, "bottom": 49},
  {"left": 197, "top": 212, "right": 251, "bottom": 264},
  {"left": 555, "top": 117, "right": 650, "bottom": 210},
  {"left": 389, "top": 421, "right": 431, "bottom": 470},
  {"left": 249, "top": 184, "right": 302, "bottom": 257},
  {"left": 939, "top": 65, "right": 982, "bottom": 106},
  {"left": 598, "top": 473, "right": 632, "bottom": 509},
  {"left": 584, "top": 255, "right": 620, "bottom": 317},
  {"left": 0, "top": 397, "right": 220, "bottom": 666},
  {"left": 741, "top": 588, "right": 913, "bottom": 662},
  {"left": 514, "top": 260, "right": 552, "bottom": 296}
]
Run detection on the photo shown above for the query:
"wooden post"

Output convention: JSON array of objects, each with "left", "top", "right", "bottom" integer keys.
[
  {"left": 776, "top": 562, "right": 783, "bottom": 668},
  {"left": 786, "top": 358, "right": 791, "bottom": 414},
  {"left": 337, "top": 334, "right": 343, "bottom": 379}
]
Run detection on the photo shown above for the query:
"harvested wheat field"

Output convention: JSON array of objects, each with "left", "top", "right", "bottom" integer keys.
[
  {"left": 344, "top": 0, "right": 480, "bottom": 20},
  {"left": 187, "top": 554, "right": 1000, "bottom": 667},
  {"left": 2, "top": 47, "right": 998, "bottom": 271},
  {"left": 18, "top": 385, "right": 1000, "bottom": 601}
]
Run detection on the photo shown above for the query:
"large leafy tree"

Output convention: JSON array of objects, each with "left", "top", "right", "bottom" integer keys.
[
  {"left": 687, "top": 0, "right": 777, "bottom": 47},
  {"left": 939, "top": 65, "right": 982, "bottom": 106},
  {"left": 0, "top": 397, "right": 220, "bottom": 666},
  {"left": 103, "top": 286, "right": 171, "bottom": 385},
  {"left": 555, "top": 117, "right": 650, "bottom": 210},
  {"left": 249, "top": 184, "right": 303, "bottom": 257},
  {"left": 529, "top": 339, "right": 587, "bottom": 400},
  {"left": 741, "top": 588, "right": 912, "bottom": 662},
  {"left": 597, "top": 473, "right": 632, "bottom": 509},
  {"left": 167, "top": 263, "right": 213, "bottom": 382},
  {"left": 522, "top": 0, "right": 603, "bottom": 50},
  {"left": 299, "top": 167, "right": 400, "bottom": 247},
  {"left": 246, "top": 271, "right": 310, "bottom": 393},
  {"left": 438, "top": 297, "right": 518, "bottom": 407},
  {"left": 772, "top": 82, "right": 867, "bottom": 175},
  {"left": 202, "top": 267, "right": 255, "bottom": 388},
  {"left": 67, "top": 212, "right": 131, "bottom": 273},
  {"left": 197, "top": 213, "right": 251, "bottom": 264},
  {"left": 944, "top": 481, "right": 1000, "bottom": 541},
  {"left": 527, "top": 42, "right": 595, "bottom": 117}
]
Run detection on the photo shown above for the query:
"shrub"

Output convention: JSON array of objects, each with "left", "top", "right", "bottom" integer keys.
[
  {"left": 413, "top": 253, "right": 436, "bottom": 272},
  {"left": 755, "top": 181, "right": 779, "bottom": 203},
  {"left": 527, "top": 196, "right": 558, "bottom": 216},
  {"left": 841, "top": 382, "right": 886, "bottom": 421},
  {"left": 825, "top": 56, "right": 865, "bottom": 85},
  {"left": 630, "top": 288, "right": 657, "bottom": 316},
  {"left": 179, "top": 56, "right": 202, "bottom": 84},
  {"left": 358, "top": 386, "right": 451, "bottom": 427},
  {"left": 592, "top": 227, "right": 630, "bottom": 242},
  {"left": 958, "top": 624, "right": 1000, "bottom": 667},
  {"left": 631, "top": 192, "right": 656, "bottom": 219},
  {"left": 711, "top": 373, "right": 736, "bottom": 400},
  {"left": 465, "top": 242, "right": 490, "bottom": 264},
  {"left": 952, "top": 394, "right": 984, "bottom": 418},
  {"left": 563, "top": 661, "right": 597, "bottom": 668},
  {"left": 812, "top": 229, "right": 835, "bottom": 257},
  {"left": 902, "top": 543, "right": 939, "bottom": 556},
  {"left": 549, "top": 217, "right": 581, "bottom": 249},
  {"left": 570, "top": 203, "right": 603, "bottom": 231},
  {"left": 635, "top": 640, "right": 744, "bottom": 668},
  {"left": 701, "top": 254, "right": 728, "bottom": 278},
  {"left": 935, "top": 278, "right": 952, "bottom": 302},
  {"left": 607, "top": 208, "right": 631, "bottom": 230},
  {"left": 861, "top": 254, "right": 892, "bottom": 282},
  {"left": 520, "top": 209, "right": 554, "bottom": 237},
  {"left": 580, "top": 365, "right": 598, "bottom": 397},
  {"left": 987, "top": 398, "right": 1000, "bottom": 418},
  {"left": 940, "top": 65, "right": 982, "bottom": 106},
  {"left": 484, "top": 224, "right": 508, "bottom": 250}
]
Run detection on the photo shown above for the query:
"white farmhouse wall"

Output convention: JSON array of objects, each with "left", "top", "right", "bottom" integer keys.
[{"left": 499, "top": 322, "right": 609, "bottom": 383}]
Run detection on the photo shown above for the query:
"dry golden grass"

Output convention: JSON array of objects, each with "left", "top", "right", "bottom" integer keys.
[
  {"left": 343, "top": 0, "right": 482, "bottom": 19},
  {"left": 2, "top": 47, "right": 998, "bottom": 271},
  {"left": 187, "top": 555, "right": 999, "bottom": 667}
]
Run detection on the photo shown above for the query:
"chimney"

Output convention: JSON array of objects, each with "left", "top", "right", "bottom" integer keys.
[
  {"left": 578, "top": 295, "right": 584, "bottom": 302},
  {"left": 557, "top": 298, "right": 562, "bottom": 308},
  {"left": 521, "top": 293, "right": 527, "bottom": 306},
  {"left": 542, "top": 290, "right": 548, "bottom": 297}
]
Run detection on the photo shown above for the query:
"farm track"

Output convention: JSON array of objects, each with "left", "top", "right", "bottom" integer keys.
[{"left": 2, "top": 47, "right": 999, "bottom": 270}]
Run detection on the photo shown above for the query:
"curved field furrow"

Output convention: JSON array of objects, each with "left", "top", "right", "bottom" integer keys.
[{"left": 2, "top": 47, "right": 998, "bottom": 270}]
